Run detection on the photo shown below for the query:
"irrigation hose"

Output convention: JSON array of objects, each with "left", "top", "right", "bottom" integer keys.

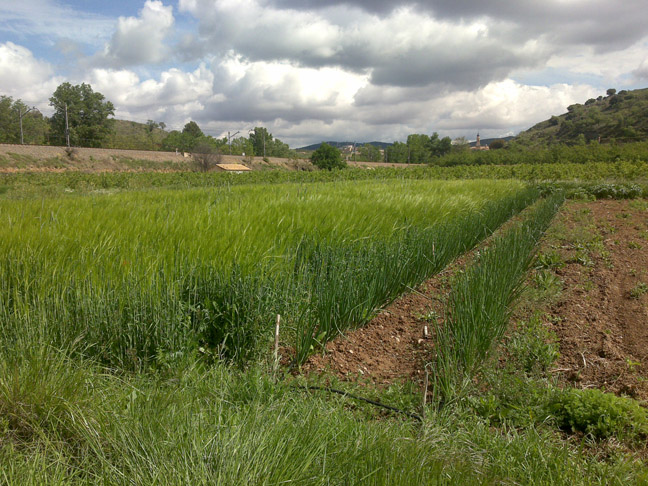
[{"left": 291, "top": 385, "right": 423, "bottom": 422}]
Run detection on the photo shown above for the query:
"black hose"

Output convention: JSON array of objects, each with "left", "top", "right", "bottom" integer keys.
[{"left": 291, "top": 385, "right": 423, "bottom": 422}]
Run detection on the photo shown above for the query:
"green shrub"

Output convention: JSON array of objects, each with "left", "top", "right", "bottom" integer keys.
[{"left": 548, "top": 388, "right": 648, "bottom": 440}]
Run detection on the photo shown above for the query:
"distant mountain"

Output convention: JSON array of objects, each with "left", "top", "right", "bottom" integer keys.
[
  {"left": 297, "top": 141, "right": 392, "bottom": 151},
  {"left": 469, "top": 136, "right": 514, "bottom": 148},
  {"left": 515, "top": 87, "right": 648, "bottom": 146}
]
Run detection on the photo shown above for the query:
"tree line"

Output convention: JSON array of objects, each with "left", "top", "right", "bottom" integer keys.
[{"left": 0, "top": 83, "right": 298, "bottom": 159}]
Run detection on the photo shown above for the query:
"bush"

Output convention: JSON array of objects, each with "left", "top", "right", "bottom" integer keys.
[
  {"left": 192, "top": 142, "right": 222, "bottom": 172},
  {"left": 548, "top": 388, "right": 648, "bottom": 440},
  {"left": 311, "top": 143, "right": 346, "bottom": 170}
]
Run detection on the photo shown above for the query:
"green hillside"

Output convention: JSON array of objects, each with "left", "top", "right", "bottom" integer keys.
[
  {"left": 104, "top": 119, "right": 169, "bottom": 151},
  {"left": 516, "top": 88, "right": 648, "bottom": 146}
]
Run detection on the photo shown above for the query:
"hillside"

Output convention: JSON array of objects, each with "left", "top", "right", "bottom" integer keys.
[
  {"left": 516, "top": 87, "right": 648, "bottom": 146},
  {"left": 104, "top": 119, "right": 169, "bottom": 151}
]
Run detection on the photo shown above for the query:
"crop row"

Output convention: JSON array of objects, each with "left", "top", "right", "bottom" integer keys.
[{"left": 433, "top": 194, "right": 565, "bottom": 403}]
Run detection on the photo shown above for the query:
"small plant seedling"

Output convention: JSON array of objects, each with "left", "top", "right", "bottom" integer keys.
[
  {"left": 628, "top": 241, "right": 643, "bottom": 250},
  {"left": 535, "top": 250, "right": 564, "bottom": 270},
  {"left": 629, "top": 282, "right": 648, "bottom": 299},
  {"left": 626, "top": 358, "right": 641, "bottom": 372}
]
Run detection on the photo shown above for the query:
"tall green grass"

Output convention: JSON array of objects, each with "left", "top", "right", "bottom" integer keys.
[
  {"left": 1, "top": 179, "right": 536, "bottom": 367},
  {"left": 433, "top": 194, "right": 565, "bottom": 404},
  {"left": 1, "top": 349, "right": 642, "bottom": 485}
]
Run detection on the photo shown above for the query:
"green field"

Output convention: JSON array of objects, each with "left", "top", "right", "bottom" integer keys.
[
  {"left": 1, "top": 178, "right": 535, "bottom": 367},
  {"left": 2, "top": 170, "right": 648, "bottom": 484}
]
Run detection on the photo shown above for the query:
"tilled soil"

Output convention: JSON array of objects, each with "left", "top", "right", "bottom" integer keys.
[
  {"left": 303, "top": 199, "right": 648, "bottom": 402},
  {"left": 546, "top": 200, "right": 648, "bottom": 400}
]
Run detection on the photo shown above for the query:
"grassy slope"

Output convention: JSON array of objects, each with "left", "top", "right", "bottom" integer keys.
[
  {"left": 516, "top": 88, "right": 648, "bottom": 146},
  {"left": 104, "top": 119, "right": 169, "bottom": 151}
]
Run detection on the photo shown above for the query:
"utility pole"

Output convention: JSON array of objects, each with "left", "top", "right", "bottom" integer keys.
[
  {"left": 228, "top": 130, "right": 240, "bottom": 155},
  {"left": 64, "top": 103, "right": 70, "bottom": 148},
  {"left": 17, "top": 107, "right": 34, "bottom": 145}
]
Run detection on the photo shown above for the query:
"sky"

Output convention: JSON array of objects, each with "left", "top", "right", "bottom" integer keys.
[{"left": 0, "top": 0, "right": 647, "bottom": 147}]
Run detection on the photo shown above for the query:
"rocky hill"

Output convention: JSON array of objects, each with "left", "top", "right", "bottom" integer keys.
[{"left": 515, "top": 88, "right": 648, "bottom": 146}]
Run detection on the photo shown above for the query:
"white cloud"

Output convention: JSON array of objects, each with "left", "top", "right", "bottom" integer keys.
[
  {"left": 96, "top": 0, "right": 175, "bottom": 68},
  {"left": 87, "top": 63, "right": 214, "bottom": 125},
  {"left": 0, "top": 42, "right": 61, "bottom": 111},
  {"left": 178, "top": 0, "right": 547, "bottom": 90}
]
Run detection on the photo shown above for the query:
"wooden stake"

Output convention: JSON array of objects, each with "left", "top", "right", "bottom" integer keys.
[
  {"left": 422, "top": 367, "right": 429, "bottom": 420},
  {"left": 273, "top": 314, "right": 281, "bottom": 369}
]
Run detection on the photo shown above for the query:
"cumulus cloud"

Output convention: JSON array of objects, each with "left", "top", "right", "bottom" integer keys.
[
  {"left": 95, "top": 0, "right": 175, "bottom": 68},
  {"left": 178, "top": 0, "right": 547, "bottom": 91},
  {"left": 271, "top": 0, "right": 648, "bottom": 52},
  {"left": 0, "top": 42, "right": 61, "bottom": 110},
  {"left": 87, "top": 63, "right": 214, "bottom": 123}
]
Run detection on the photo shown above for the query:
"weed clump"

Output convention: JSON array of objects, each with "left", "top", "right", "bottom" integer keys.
[{"left": 548, "top": 388, "right": 648, "bottom": 440}]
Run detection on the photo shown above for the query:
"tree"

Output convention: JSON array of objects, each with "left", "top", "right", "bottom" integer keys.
[
  {"left": 49, "top": 82, "right": 115, "bottom": 147},
  {"left": 192, "top": 140, "right": 222, "bottom": 172},
  {"left": 230, "top": 136, "right": 254, "bottom": 156},
  {"left": 311, "top": 142, "right": 346, "bottom": 170},
  {"left": 0, "top": 95, "right": 48, "bottom": 144},
  {"left": 145, "top": 120, "right": 166, "bottom": 149},
  {"left": 488, "top": 139, "right": 506, "bottom": 150},
  {"left": 406, "top": 134, "right": 431, "bottom": 163},
  {"left": 182, "top": 121, "right": 203, "bottom": 138},
  {"left": 428, "top": 132, "right": 452, "bottom": 158},
  {"left": 161, "top": 130, "right": 197, "bottom": 153},
  {"left": 606, "top": 88, "right": 616, "bottom": 97},
  {"left": 249, "top": 127, "right": 272, "bottom": 157},
  {"left": 384, "top": 141, "right": 408, "bottom": 163},
  {"left": 359, "top": 143, "right": 382, "bottom": 162}
]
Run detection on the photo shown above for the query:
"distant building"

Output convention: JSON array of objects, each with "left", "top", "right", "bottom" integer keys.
[
  {"left": 470, "top": 133, "right": 490, "bottom": 151},
  {"left": 215, "top": 163, "right": 252, "bottom": 173}
]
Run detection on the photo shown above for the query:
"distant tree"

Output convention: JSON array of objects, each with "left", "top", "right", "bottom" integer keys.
[
  {"left": 606, "top": 88, "right": 617, "bottom": 97},
  {"left": 406, "top": 134, "right": 431, "bottom": 163},
  {"left": 428, "top": 132, "right": 452, "bottom": 158},
  {"left": 311, "top": 142, "right": 346, "bottom": 170},
  {"left": 585, "top": 98, "right": 596, "bottom": 105},
  {"left": 489, "top": 139, "right": 506, "bottom": 150},
  {"left": 230, "top": 136, "right": 254, "bottom": 156},
  {"left": 145, "top": 120, "right": 166, "bottom": 149},
  {"left": 0, "top": 95, "right": 48, "bottom": 144},
  {"left": 49, "top": 82, "right": 114, "bottom": 147},
  {"left": 182, "top": 121, "right": 204, "bottom": 138},
  {"left": 384, "top": 141, "right": 408, "bottom": 163},
  {"left": 161, "top": 130, "right": 198, "bottom": 153},
  {"left": 192, "top": 140, "right": 222, "bottom": 172},
  {"left": 249, "top": 127, "right": 272, "bottom": 157},
  {"left": 359, "top": 143, "right": 382, "bottom": 162}
]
